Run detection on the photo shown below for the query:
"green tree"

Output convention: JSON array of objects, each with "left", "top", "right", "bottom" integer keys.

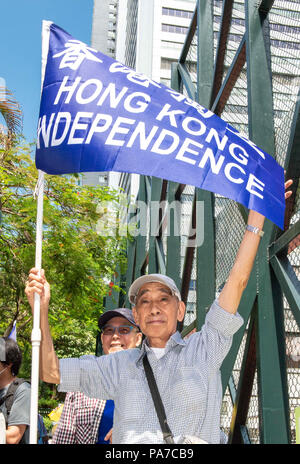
[
  {"left": 0, "top": 135, "right": 127, "bottom": 378},
  {"left": 0, "top": 86, "right": 22, "bottom": 142}
]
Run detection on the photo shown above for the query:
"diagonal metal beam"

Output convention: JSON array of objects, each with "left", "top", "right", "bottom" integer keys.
[
  {"left": 181, "top": 319, "right": 196, "bottom": 339},
  {"left": 148, "top": 177, "right": 163, "bottom": 274},
  {"left": 269, "top": 220, "right": 300, "bottom": 259},
  {"left": 166, "top": 182, "right": 182, "bottom": 290},
  {"left": 155, "top": 238, "right": 166, "bottom": 275},
  {"left": 195, "top": 189, "right": 215, "bottom": 330},
  {"left": 256, "top": 263, "right": 290, "bottom": 443},
  {"left": 167, "top": 66, "right": 183, "bottom": 291},
  {"left": 245, "top": 0, "right": 275, "bottom": 155},
  {"left": 221, "top": 270, "right": 257, "bottom": 393},
  {"left": 197, "top": 0, "right": 214, "bottom": 106},
  {"left": 210, "top": 0, "right": 234, "bottom": 107},
  {"left": 229, "top": 303, "right": 257, "bottom": 444},
  {"left": 270, "top": 255, "right": 300, "bottom": 330},
  {"left": 211, "top": 37, "right": 246, "bottom": 116},
  {"left": 179, "top": 5, "right": 197, "bottom": 65},
  {"left": 180, "top": 193, "right": 197, "bottom": 308},
  {"left": 269, "top": 266, "right": 291, "bottom": 442},
  {"left": 194, "top": 0, "right": 216, "bottom": 332},
  {"left": 124, "top": 239, "right": 136, "bottom": 307},
  {"left": 258, "top": 0, "right": 276, "bottom": 14},
  {"left": 134, "top": 176, "right": 148, "bottom": 280},
  {"left": 177, "top": 63, "right": 196, "bottom": 100}
]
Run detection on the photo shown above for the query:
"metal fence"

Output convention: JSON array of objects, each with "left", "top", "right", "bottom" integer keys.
[{"left": 106, "top": 0, "right": 300, "bottom": 444}]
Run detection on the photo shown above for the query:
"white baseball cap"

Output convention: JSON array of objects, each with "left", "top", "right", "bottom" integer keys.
[{"left": 128, "top": 274, "right": 181, "bottom": 305}]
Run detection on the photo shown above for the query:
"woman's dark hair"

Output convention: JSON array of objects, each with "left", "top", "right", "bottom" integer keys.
[{"left": 1, "top": 337, "right": 22, "bottom": 376}]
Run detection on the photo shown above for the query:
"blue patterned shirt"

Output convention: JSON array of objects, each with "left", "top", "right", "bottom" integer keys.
[{"left": 58, "top": 300, "right": 243, "bottom": 444}]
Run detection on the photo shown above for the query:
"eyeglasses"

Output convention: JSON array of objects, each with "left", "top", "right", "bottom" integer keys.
[{"left": 101, "top": 325, "right": 137, "bottom": 336}]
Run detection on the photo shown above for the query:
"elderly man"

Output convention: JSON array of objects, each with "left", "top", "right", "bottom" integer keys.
[{"left": 25, "top": 187, "right": 293, "bottom": 444}]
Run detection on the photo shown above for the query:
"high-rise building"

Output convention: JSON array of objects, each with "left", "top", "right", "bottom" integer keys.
[
  {"left": 92, "top": 0, "right": 118, "bottom": 59},
  {"left": 82, "top": 0, "right": 197, "bottom": 194},
  {"left": 116, "top": 0, "right": 197, "bottom": 198},
  {"left": 79, "top": 0, "right": 120, "bottom": 188}
]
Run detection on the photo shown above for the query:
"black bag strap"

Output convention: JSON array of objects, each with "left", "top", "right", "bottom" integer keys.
[{"left": 142, "top": 354, "right": 174, "bottom": 444}]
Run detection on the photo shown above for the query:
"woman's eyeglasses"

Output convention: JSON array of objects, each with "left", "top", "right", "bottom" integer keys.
[{"left": 101, "top": 325, "right": 137, "bottom": 336}]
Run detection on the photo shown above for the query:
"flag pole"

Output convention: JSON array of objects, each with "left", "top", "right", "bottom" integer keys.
[
  {"left": 29, "top": 170, "right": 44, "bottom": 444},
  {"left": 29, "top": 19, "right": 52, "bottom": 445}
]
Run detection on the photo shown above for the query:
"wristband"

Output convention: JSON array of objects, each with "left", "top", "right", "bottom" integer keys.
[{"left": 246, "top": 224, "right": 264, "bottom": 237}]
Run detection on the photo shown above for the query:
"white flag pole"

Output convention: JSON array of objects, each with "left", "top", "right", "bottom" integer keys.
[
  {"left": 29, "top": 170, "right": 44, "bottom": 444},
  {"left": 29, "top": 20, "right": 52, "bottom": 445}
]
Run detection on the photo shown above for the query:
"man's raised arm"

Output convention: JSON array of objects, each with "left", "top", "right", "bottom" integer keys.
[
  {"left": 25, "top": 268, "right": 60, "bottom": 384},
  {"left": 218, "top": 179, "right": 293, "bottom": 315}
]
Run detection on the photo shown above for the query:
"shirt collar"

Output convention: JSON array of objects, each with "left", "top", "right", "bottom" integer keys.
[{"left": 136, "top": 330, "right": 186, "bottom": 366}]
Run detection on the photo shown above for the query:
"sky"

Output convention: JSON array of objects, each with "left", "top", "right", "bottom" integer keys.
[{"left": 0, "top": 0, "right": 94, "bottom": 144}]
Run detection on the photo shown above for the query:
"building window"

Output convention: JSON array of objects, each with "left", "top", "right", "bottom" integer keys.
[
  {"left": 271, "top": 39, "right": 300, "bottom": 50},
  {"left": 162, "top": 24, "right": 189, "bottom": 34},
  {"left": 161, "top": 57, "right": 197, "bottom": 74},
  {"left": 213, "top": 14, "right": 300, "bottom": 37},
  {"left": 161, "top": 57, "right": 177, "bottom": 70},
  {"left": 162, "top": 7, "right": 193, "bottom": 19}
]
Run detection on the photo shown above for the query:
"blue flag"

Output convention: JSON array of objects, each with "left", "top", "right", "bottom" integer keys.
[{"left": 36, "top": 23, "right": 285, "bottom": 228}]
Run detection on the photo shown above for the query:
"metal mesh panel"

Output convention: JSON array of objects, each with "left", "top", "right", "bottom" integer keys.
[
  {"left": 246, "top": 371, "right": 260, "bottom": 444},
  {"left": 286, "top": 318, "right": 300, "bottom": 443},
  {"left": 231, "top": 329, "right": 247, "bottom": 389},
  {"left": 269, "top": 1, "right": 300, "bottom": 168},
  {"left": 181, "top": 185, "right": 197, "bottom": 326},
  {"left": 219, "top": 0, "right": 249, "bottom": 135},
  {"left": 286, "top": 247, "right": 300, "bottom": 443},
  {"left": 216, "top": 0, "right": 245, "bottom": 67},
  {"left": 161, "top": 211, "right": 168, "bottom": 260},
  {"left": 185, "top": 19, "right": 197, "bottom": 86},
  {"left": 215, "top": 197, "right": 245, "bottom": 293},
  {"left": 221, "top": 387, "right": 234, "bottom": 439},
  {"left": 221, "top": 69, "right": 249, "bottom": 136}
]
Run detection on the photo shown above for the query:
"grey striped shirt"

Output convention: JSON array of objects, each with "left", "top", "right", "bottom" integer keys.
[{"left": 58, "top": 300, "right": 243, "bottom": 444}]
